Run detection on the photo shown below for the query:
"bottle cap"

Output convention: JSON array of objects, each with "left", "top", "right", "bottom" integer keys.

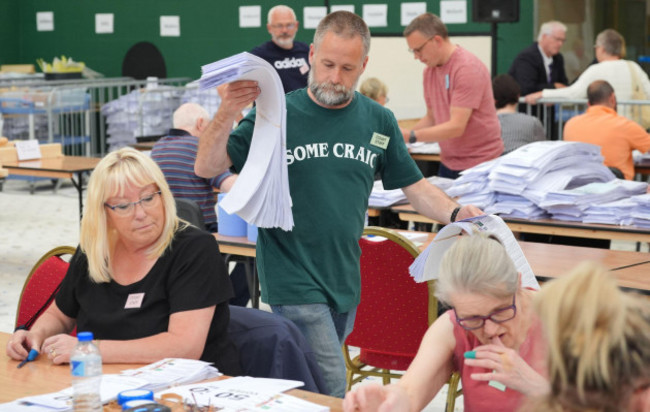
[
  {"left": 77, "top": 331, "right": 94, "bottom": 342},
  {"left": 117, "top": 389, "right": 154, "bottom": 405}
]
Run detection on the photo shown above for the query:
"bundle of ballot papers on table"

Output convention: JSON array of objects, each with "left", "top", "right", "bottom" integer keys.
[
  {"left": 199, "top": 52, "right": 293, "bottom": 231},
  {"left": 443, "top": 141, "right": 650, "bottom": 227},
  {"left": 0, "top": 358, "right": 328, "bottom": 411}
]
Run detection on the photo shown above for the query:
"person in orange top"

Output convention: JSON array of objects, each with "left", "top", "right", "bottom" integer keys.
[{"left": 563, "top": 80, "right": 650, "bottom": 179}]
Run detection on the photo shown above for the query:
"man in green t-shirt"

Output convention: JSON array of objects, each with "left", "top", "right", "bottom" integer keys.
[{"left": 196, "top": 11, "right": 482, "bottom": 398}]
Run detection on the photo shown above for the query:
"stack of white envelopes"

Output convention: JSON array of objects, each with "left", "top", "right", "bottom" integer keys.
[{"left": 200, "top": 52, "right": 293, "bottom": 230}]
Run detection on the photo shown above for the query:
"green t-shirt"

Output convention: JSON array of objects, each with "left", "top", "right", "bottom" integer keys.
[{"left": 228, "top": 89, "right": 422, "bottom": 312}]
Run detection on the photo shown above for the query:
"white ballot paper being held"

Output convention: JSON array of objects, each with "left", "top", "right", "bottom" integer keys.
[
  {"left": 200, "top": 52, "right": 293, "bottom": 230},
  {"left": 409, "top": 215, "right": 539, "bottom": 290}
]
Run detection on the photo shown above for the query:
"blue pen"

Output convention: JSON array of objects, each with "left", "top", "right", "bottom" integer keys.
[{"left": 17, "top": 348, "right": 39, "bottom": 368}]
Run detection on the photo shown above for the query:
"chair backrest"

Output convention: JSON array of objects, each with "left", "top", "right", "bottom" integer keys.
[
  {"left": 15, "top": 246, "right": 76, "bottom": 330},
  {"left": 345, "top": 226, "right": 436, "bottom": 371},
  {"left": 227, "top": 306, "right": 328, "bottom": 394},
  {"left": 175, "top": 198, "right": 206, "bottom": 231}
]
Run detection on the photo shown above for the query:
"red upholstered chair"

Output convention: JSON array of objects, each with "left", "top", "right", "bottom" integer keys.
[
  {"left": 343, "top": 227, "right": 461, "bottom": 411},
  {"left": 15, "top": 246, "right": 76, "bottom": 331}
]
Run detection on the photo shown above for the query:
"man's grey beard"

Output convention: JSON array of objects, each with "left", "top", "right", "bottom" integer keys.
[
  {"left": 273, "top": 34, "right": 295, "bottom": 48},
  {"left": 308, "top": 69, "right": 357, "bottom": 106}
]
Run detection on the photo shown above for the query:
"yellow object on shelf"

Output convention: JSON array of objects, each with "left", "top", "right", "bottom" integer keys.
[{"left": 36, "top": 56, "right": 85, "bottom": 73}]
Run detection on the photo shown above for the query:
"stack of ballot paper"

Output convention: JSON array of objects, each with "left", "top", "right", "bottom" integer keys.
[
  {"left": 409, "top": 214, "right": 539, "bottom": 290},
  {"left": 408, "top": 142, "right": 440, "bottom": 154},
  {"left": 119, "top": 358, "right": 221, "bottom": 392},
  {"left": 540, "top": 179, "right": 647, "bottom": 221},
  {"left": 446, "top": 158, "right": 498, "bottom": 209},
  {"left": 444, "top": 141, "right": 636, "bottom": 222},
  {"left": 488, "top": 141, "right": 607, "bottom": 195},
  {"left": 582, "top": 197, "right": 638, "bottom": 225},
  {"left": 199, "top": 52, "right": 293, "bottom": 230},
  {"left": 101, "top": 87, "right": 182, "bottom": 151},
  {"left": 157, "top": 376, "right": 329, "bottom": 411},
  {"left": 368, "top": 176, "right": 454, "bottom": 207},
  {"left": 0, "top": 358, "right": 220, "bottom": 412},
  {"left": 631, "top": 194, "right": 650, "bottom": 228}
]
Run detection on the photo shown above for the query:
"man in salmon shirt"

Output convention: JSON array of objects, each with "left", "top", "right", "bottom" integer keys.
[{"left": 401, "top": 13, "right": 503, "bottom": 179}]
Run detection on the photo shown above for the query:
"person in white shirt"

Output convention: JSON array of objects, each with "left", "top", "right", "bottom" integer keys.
[{"left": 525, "top": 29, "right": 650, "bottom": 123}]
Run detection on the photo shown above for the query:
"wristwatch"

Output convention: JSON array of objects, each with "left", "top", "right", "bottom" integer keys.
[{"left": 409, "top": 130, "right": 417, "bottom": 144}]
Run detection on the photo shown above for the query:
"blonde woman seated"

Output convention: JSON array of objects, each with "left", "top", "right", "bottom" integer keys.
[
  {"left": 360, "top": 77, "right": 388, "bottom": 106},
  {"left": 529, "top": 262, "right": 650, "bottom": 412},
  {"left": 6, "top": 148, "right": 242, "bottom": 375},
  {"left": 344, "top": 234, "right": 549, "bottom": 412}
]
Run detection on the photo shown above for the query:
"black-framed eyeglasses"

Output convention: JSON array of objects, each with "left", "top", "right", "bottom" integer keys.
[
  {"left": 408, "top": 36, "right": 434, "bottom": 55},
  {"left": 104, "top": 191, "right": 162, "bottom": 216},
  {"left": 454, "top": 294, "right": 517, "bottom": 330}
]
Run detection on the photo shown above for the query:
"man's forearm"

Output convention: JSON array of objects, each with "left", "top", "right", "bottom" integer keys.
[
  {"left": 403, "top": 179, "right": 459, "bottom": 224},
  {"left": 195, "top": 110, "right": 235, "bottom": 178}
]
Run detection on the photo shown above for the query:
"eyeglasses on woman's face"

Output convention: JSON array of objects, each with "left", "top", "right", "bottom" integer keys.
[
  {"left": 454, "top": 294, "right": 517, "bottom": 330},
  {"left": 104, "top": 191, "right": 162, "bottom": 216}
]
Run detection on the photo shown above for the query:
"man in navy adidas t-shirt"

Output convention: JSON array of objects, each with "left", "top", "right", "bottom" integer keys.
[{"left": 250, "top": 5, "right": 309, "bottom": 93}]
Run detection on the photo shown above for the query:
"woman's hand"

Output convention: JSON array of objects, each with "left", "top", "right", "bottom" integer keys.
[
  {"left": 343, "top": 383, "right": 412, "bottom": 412},
  {"left": 464, "top": 336, "right": 549, "bottom": 396},
  {"left": 42, "top": 334, "right": 78, "bottom": 364},
  {"left": 6, "top": 329, "right": 41, "bottom": 361}
]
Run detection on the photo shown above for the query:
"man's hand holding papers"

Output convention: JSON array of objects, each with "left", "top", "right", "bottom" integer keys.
[{"left": 196, "top": 52, "right": 294, "bottom": 230}]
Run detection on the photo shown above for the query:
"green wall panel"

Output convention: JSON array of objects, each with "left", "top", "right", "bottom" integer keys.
[
  {"left": 10, "top": 0, "right": 533, "bottom": 79},
  {"left": 0, "top": 0, "right": 20, "bottom": 66}
]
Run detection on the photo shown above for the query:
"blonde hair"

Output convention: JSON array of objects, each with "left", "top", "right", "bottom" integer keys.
[
  {"left": 533, "top": 262, "right": 650, "bottom": 411},
  {"left": 80, "top": 147, "right": 180, "bottom": 283},
  {"left": 359, "top": 78, "right": 387, "bottom": 102},
  {"left": 435, "top": 233, "right": 518, "bottom": 305}
]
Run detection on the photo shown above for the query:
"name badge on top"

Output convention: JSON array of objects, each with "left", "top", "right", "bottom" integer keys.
[
  {"left": 125, "top": 293, "right": 145, "bottom": 309},
  {"left": 370, "top": 132, "right": 389, "bottom": 150}
]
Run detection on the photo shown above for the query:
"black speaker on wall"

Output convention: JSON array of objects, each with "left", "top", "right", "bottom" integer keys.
[{"left": 473, "top": 0, "right": 519, "bottom": 23}]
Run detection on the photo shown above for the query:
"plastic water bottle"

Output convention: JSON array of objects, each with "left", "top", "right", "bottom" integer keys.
[{"left": 70, "top": 331, "right": 102, "bottom": 412}]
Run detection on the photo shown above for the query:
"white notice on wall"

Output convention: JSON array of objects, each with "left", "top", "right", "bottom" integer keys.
[
  {"left": 239, "top": 6, "right": 261, "bottom": 28},
  {"left": 401, "top": 2, "right": 427, "bottom": 26},
  {"left": 36, "top": 11, "right": 54, "bottom": 32},
  {"left": 363, "top": 4, "right": 388, "bottom": 27},
  {"left": 330, "top": 5, "right": 355, "bottom": 13},
  {"left": 303, "top": 7, "right": 327, "bottom": 29},
  {"left": 95, "top": 13, "right": 114, "bottom": 34},
  {"left": 15, "top": 140, "right": 42, "bottom": 161},
  {"left": 160, "top": 15, "right": 180, "bottom": 37},
  {"left": 440, "top": 1, "right": 467, "bottom": 24}
]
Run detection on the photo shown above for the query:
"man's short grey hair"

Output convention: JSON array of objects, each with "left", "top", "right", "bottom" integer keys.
[
  {"left": 172, "top": 103, "right": 209, "bottom": 130},
  {"left": 435, "top": 233, "right": 519, "bottom": 305},
  {"left": 268, "top": 5, "right": 296, "bottom": 24},
  {"left": 537, "top": 21, "right": 567, "bottom": 41},
  {"left": 403, "top": 12, "right": 448, "bottom": 39},
  {"left": 595, "top": 29, "right": 626, "bottom": 58},
  {"left": 313, "top": 11, "right": 370, "bottom": 60}
]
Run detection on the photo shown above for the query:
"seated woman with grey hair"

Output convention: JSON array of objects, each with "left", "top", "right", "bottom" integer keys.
[
  {"left": 344, "top": 233, "right": 549, "bottom": 412},
  {"left": 528, "top": 262, "right": 650, "bottom": 412},
  {"left": 6, "top": 147, "right": 242, "bottom": 375}
]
